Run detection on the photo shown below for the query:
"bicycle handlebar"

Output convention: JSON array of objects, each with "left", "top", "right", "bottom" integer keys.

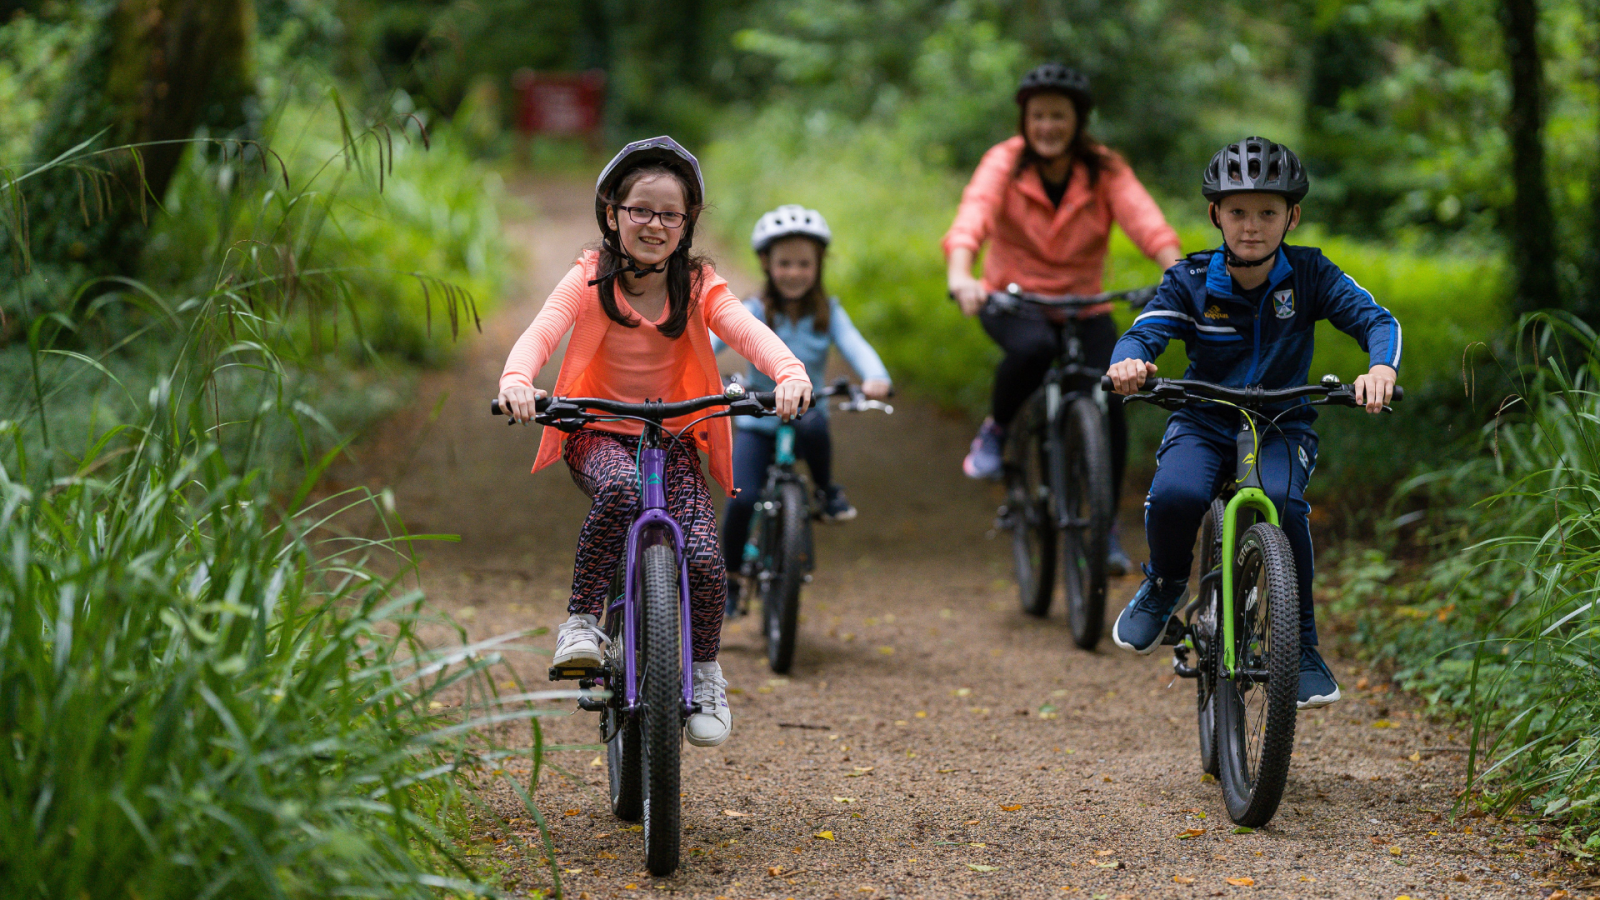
[
  {"left": 983, "top": 283, "right": 1157, "bottom": 312},
  {"left": 1099, "top": 375, "right": 1404, "bottom": 409},
  {"left": 490, "top": 389, "right": 777, "bottom": 423}
]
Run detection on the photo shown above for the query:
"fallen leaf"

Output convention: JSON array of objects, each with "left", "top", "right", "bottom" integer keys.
[
  {"left": 833, "top": 796, "right": 857, "bottom": 803},
  {"left": 916, "top": 711, "right": 928, "bottom": 718},
  {"left": 967, "top": 842, "right": 987, "bottom": 848},
  {"left": 1095, "top": 849, "right": 1116, "bottom": 856},
  {"left": 723, "top": 810, "right": 753, "bottom": 817},
  {"left": 622, "top": 885, "right": 638, "bottom": 891},
  {"left": 954, "top": 688, "right": 972, "bottom": 697},
  {"left": 590, "top": 756, "right": 604, "bottom": 768},
  {"left": 1225, "top": 876, "right": 1255, "bottom": 886},
  {"left": 1373, "top": 719, "right": 1394, "bottom": 728},
  {"left": 1201, "top": 773, "right": 1218, "bottom": 784},
  {"left": 856, "top": 888, "right": 876, "bottom": 894},
  {"left": 564, "top": 809, "right": 581, "bottom": 816},
  {"left": 1173, "top": 875, "right": 1196, "bottom": 884},
  {"left": 1546, "top": 892, "right": 1571, "bottom": 900},
  {"left": 1001, "top": 804, "right": 1022, "bottom": 812},
  {"left": 878, "top": 646, "right": 895, "bottom": 655},
  {"left": 768, "top": 866, "right": 783, "bottom": 877},
  {"left": 1232, "top": 826, "right": 1254, "bottom": 834},
  {"left": 967, "top": 864, "right": 999, "bottom": 873},
  {"left": 964, "top": 819, "right": 980, "bottom": 825},
  {"left": 597, "top": 851, "right": 618, "bottom": 860},
  {"left": 1093, "top": 861, "right": 1123, "bottom": 869},
  {"left": 623, "top": 825, "right": 643, "bottom": 832},
  {"left": 1408, "top": 751, "right": 1422, "bottom": 762},
  {"left": 814, "top": 830, "right": 835, "bottom": 841},
  {"left": 1389, "top": 846, "right": 1402, "bottom": 856},
  {"left": 1177, "top": 828, "right": 1206, "bottom": 840},
  {"left": 845, "top": 766, "right": 874, "bottom": 777}
]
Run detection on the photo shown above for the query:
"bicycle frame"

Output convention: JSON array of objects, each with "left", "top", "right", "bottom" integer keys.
[
  {"left": 608, "top": 427, "right": 695, "bottom": 717},
  {"left": 742, "top": 422, "right": 806, "bottom": 570},
  {"left": 1216, "top": 418, "right": 1280, "bottom": 677}
]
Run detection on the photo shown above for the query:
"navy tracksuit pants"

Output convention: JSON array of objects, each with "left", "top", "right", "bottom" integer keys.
[{"left": 1143, "top": 418, "right": 1321, "bottom": 646}]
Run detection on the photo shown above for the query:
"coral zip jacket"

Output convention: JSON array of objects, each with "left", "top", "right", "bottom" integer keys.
[
  {"left": 942, "top": 136, "right": 1180, "bottom": 316},
  {"left": 499, "top": 251, "right": 809, "bottom": 496}
]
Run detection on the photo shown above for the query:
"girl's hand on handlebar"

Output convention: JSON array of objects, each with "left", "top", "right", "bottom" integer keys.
[
  {"left": 497, "top": 384, "right": 547, "bottom": 423},
  {"left": 1353, "top": 364, "right": 1397, "bottom": 414},
  {"left": 774, "top": 379, "right": 813, "bottom": 421},
  {"left": 949, "top": 276, "right": 987, "bottom": 317},
  {"left": 861, "top": 378, "right": 891, "bottom": 401},
  {"left": 1107, "top": 359, "right": 1158, "bottom": 395}
]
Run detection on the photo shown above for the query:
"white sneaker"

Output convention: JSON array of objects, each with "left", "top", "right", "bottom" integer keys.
[
  {"left": 686, "top": 661, "right": 731, "bottom": 747},
  {"left": 553, "top": 613, "right": 605, "bottom": 668}
]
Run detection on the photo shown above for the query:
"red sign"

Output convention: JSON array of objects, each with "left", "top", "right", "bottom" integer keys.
[{"left": 513, "top": 69, "right": 605, "bottom": 137}]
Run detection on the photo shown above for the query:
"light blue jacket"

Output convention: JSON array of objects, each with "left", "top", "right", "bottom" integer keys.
[{"left": 713, "top": 296, "right": 891, "bottom": 434}]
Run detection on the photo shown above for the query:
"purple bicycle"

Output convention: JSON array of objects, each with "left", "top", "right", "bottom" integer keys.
[{"left": 491, "top": 384, "right": 776, "bottom": 876}]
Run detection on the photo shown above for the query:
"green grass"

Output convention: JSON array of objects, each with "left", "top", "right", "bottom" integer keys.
[{"left": 1323, "top": 314, "right": 1600, "bottom": 849}]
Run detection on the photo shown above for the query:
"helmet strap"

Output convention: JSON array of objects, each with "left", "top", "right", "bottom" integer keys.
[{"left": 587, "top": 234, "right": 669, "bottom": 286}]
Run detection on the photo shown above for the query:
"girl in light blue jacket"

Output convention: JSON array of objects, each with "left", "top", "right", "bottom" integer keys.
[{"left": 714, "top": 206, "right": 891, "bottom": 613}]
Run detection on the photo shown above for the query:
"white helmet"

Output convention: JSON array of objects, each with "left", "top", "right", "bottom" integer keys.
[{"left": 750, "top": 204, "right": 831, "bottom": 253}]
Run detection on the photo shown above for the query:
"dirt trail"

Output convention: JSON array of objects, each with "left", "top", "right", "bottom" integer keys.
[{"left": 338, "top": 178, "right": 1583, "bottom": 900}]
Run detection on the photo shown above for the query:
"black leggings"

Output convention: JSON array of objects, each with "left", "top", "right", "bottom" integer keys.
[{"left": 979, "top": 308, "right": 1128, "bottom": 510}]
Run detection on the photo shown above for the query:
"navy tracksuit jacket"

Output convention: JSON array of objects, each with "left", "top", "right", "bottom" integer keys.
[{"left": 1111, "top": 245, "right": 1402, "bottom": 644}]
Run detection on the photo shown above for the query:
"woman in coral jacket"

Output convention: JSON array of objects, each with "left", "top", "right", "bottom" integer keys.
[{"left": 944, "top": 63, "right": 1182, "bottom": 574}]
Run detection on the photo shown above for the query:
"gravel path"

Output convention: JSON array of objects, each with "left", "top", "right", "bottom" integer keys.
[{"left": 333, "top": 177, "right": 1588, "bottom": 900}]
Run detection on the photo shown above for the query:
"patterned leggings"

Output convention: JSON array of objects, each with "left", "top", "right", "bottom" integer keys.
[{"left": 563, "top": 429, "right": 726, "bottom": 662}]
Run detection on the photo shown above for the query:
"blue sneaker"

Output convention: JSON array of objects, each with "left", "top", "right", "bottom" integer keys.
[
  {"left": 1112, "top": 565, "right": 1188, "bottom": 655},
  {"left": 1105, "top": 522, "right": 1132, "bottom": 577},
  {"left": 1297, "top": 645, "right": 1341, "bottom": 709},
  {"left": 962, "top": 418, "right": 1006, "bottom": 480}
]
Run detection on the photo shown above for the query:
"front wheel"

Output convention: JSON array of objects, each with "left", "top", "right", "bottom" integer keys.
[
  {"left": 639, "top": 543, "right": 682, "bottom": 875},
  {"left": 1195, "top": 499, "right": 1225, "bottom": 778},
  {"left": 1214, "top": 522, "right": 1299, "bottom": 827},
  {"left": 603, "top": 559, "right": 641, "bottom": 820},
  {"left": 1004, "top": 395, "right": 1056, "bottom": 616},
  {"left": 763, "top": 480, "right": 809, "bottom": 674},
  {"left": 1061, "top": 396, "right": 1112, "bottom": 649}
]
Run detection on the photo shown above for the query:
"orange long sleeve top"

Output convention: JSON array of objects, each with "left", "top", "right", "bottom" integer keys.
[
  {"left": 500, "top": 251, "right": 809, "bottom": 496},
  {"left": 942, "top": 136, "right": 1180, "bottom": 317}
]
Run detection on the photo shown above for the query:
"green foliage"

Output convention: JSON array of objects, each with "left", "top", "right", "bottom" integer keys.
[
  {"left": 0, "top": 282, "right": 565, "bottom": 897},
  {"left": 0, "top": 4, "right": 93, "bottom": 165},
  {"left": 1327, "top": 315, "right": 1600, "bottom": 841}
]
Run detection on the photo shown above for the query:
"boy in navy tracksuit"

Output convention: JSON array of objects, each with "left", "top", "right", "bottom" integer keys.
[{"left": 1105, "top": 137, "right": 1400, "bottom": 709}]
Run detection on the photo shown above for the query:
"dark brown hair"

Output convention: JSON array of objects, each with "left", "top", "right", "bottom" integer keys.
[
  {"left": 594, "top": 164, "right": 709, "bottom": 340},
  {"left": 758, "top": 236, "right": 830, "bottom": 333},
  {"left": 1013, "top": 91, "right": 1114, "bottom": 187}
]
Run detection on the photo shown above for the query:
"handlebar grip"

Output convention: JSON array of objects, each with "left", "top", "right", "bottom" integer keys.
[
  {"left": 1392, "top": 385, "right": 1405, "bottom": 402},
  {"left": 1100, "top": 375, "right": 1155, "bottom": 393},
  {"left": 491, "top": 397, "right": 552, "bottom": 417}
]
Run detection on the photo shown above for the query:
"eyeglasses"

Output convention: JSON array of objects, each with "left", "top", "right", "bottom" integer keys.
[{"left": 617, "top": 205, "right": 688, "bottom": 229}]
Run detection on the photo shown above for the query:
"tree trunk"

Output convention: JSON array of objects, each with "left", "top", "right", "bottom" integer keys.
[
  {"left": 17, "top": 0, "right": 255, "bottom": 309},
  {"left": 1499, "top": 0, "right": 1561, "bottom": 318}
]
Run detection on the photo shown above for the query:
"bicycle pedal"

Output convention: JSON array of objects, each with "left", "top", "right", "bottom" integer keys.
[
  {"left": 1159, "top": 615, "right": 1186, "bottom": 646},
  {"left": 548, "top": 663, "right": 600, "bottom": 682}
]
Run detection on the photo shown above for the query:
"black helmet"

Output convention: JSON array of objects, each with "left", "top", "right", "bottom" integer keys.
[
  {"left": 1015, "top": 63, "right": 1092, "bottom": 111},
  {"left": 1201, "top": 136, "right": 1309, "bottom": 205},
  {"left": 594, "top": 135, "right": 705, "bottom": 234}
]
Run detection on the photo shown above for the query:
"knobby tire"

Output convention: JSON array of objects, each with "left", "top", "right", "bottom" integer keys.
[
  {"left": 1215, "top": 523, "right": 1299, "bottom": 827},
  {"left": 604, "top": 565, "right": 642, "bottom": 820},
  {"left": 763, "top": 481, "right": 809, "bottom": 674},
  {"left": 640, "top": 543, "right": 682, "bottom": 875},
  {"left": 1006, "top": 394, "right": 1057, "bottom": 616},
  {"left": 1195, "top": 499, "right": 1225, "bottom": 778},
  {"left": 1062, "top": 396, "right": 1112, "bottom": 649}
]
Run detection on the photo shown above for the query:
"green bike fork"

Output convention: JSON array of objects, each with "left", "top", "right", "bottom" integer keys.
[{"left": 1219, "top": 489, "right": 1278, "bottom": 676}]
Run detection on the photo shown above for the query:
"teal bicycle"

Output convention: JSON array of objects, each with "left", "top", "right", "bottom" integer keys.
[
  {"left": 1111, "top": 374, "right": 1401, "bottom": 826},
  {"left": 732, "top": 379, "right": 892, "bottom": 673}
]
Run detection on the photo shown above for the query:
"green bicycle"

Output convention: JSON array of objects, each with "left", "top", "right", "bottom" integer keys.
[{"left": 1112, "top": 374, "right": 1401, "bottom": 827}]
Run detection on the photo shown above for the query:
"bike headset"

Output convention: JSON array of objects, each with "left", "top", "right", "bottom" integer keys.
[
  {"left": 1188, "top": 393, "right": 1312, "bottom": 524},
  {"left": 1201, "top": 137, "right": 1309, "bottom": 269},
  {"left": 590, "top": 136, "right": 706, "bottom": 285},
  {"left": 751, "top": 204, "right": 832, "bottom": 253}
]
